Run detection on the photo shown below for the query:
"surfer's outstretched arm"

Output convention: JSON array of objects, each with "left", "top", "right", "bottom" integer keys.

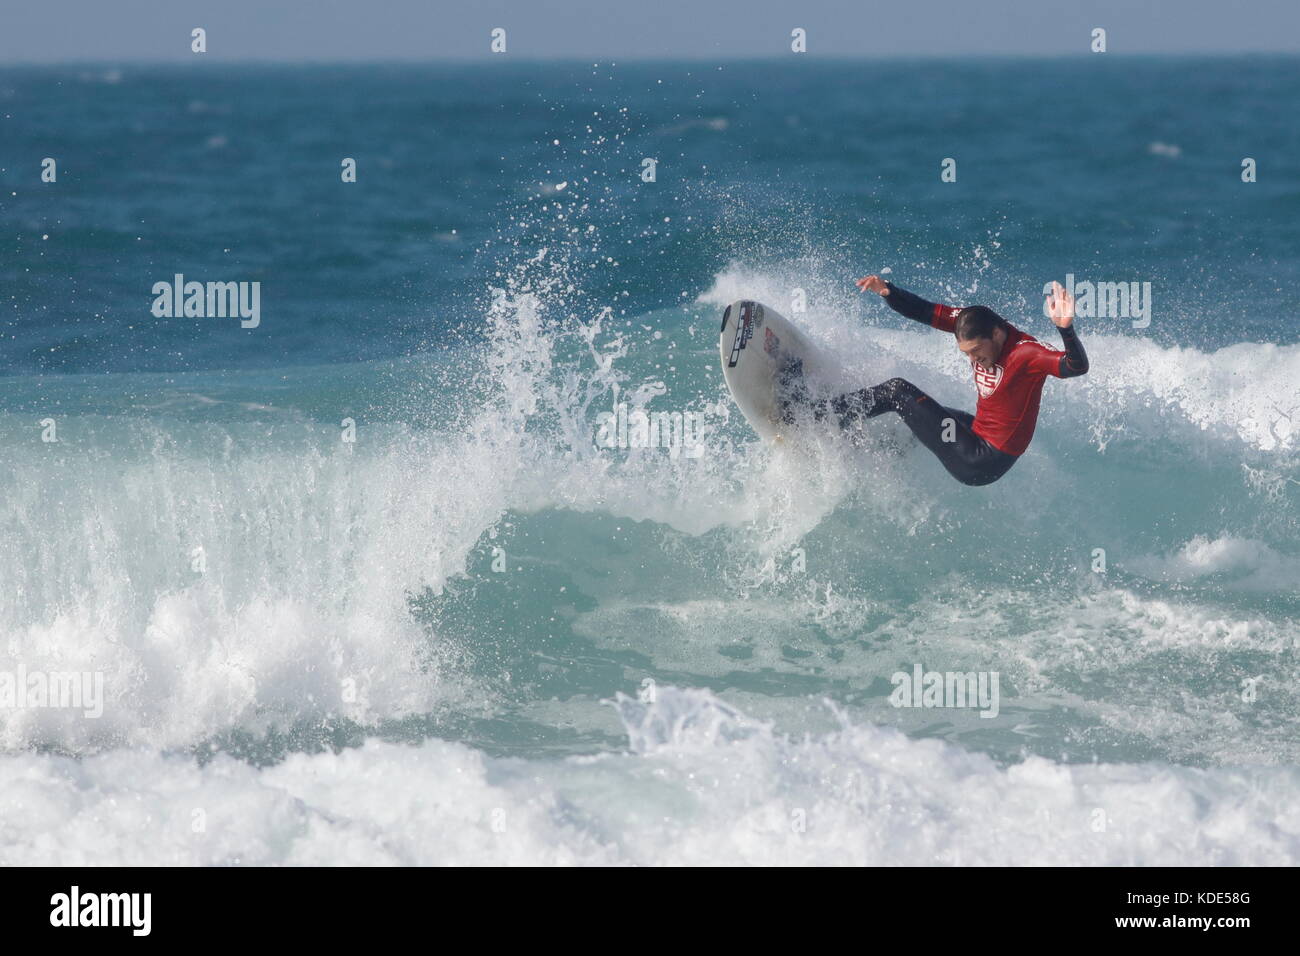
[
  {"left": 1046, "top": 281, "right": 1089, "bottom": 378},
  {"left": 855, "top": 275, "right": 959, "bottom": 332},
  {"left": 1054, "top": 324, "right": 1089, "bottom": 377}
]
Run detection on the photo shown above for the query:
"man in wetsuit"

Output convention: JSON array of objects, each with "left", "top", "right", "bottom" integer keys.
[{"left": 804, "top": 276, "right": 1089, "bottom": 486}]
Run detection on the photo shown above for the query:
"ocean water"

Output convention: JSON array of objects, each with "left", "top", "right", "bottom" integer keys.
[{"left": 1, "top": 56, "right": 1299, "bottom": 865}]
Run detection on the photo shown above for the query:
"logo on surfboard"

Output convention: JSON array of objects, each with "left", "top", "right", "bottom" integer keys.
[
  {"left": 763, "top": 326, "right": 780, "bottom": 355},
  {"left": 727, "top": 301, "right": 762, "bottom": 367}
]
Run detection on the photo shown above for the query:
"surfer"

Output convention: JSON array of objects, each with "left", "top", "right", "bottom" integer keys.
[{"left": 807, "top": 277, "right": 1089, "bottom": 486}]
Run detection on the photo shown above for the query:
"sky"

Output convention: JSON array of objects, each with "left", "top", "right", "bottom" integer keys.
[{"left": 0, "top": 0, "right": 1297, "bottom": 62}]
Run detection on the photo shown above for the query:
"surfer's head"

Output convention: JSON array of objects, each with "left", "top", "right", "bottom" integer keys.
[{"left": 954, "top": 306, "right": 1009, "bottom": 370}]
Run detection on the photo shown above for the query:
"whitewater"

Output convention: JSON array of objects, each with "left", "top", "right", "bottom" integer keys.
[{"left": 3, "top": 257, "right": 1299, "bottom": 864}]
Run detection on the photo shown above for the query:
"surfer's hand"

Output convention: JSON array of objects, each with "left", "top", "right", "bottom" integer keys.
[
  {"left": 856, "top": 275, "right": 890, "bottom": 296},
  {"left": 1046, "top": 281, "right": 1075, "bottom": 327}
]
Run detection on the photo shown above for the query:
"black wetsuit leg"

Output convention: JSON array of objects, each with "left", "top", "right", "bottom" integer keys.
[{"left": 820, "top": 378, "right": 1018, "bottom": 486}]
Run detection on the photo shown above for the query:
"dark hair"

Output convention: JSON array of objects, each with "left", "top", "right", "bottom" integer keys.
[{"left": 954, "top": 306, "right": 1009, "bottom": 341}]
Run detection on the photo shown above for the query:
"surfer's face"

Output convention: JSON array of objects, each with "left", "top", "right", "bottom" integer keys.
[{"left": 957, "top": 328, "right": 1006, "bottom": 371}]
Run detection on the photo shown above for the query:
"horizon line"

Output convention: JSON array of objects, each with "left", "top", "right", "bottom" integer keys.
[{"left": 3, "top": 50, "right": 1297, "bottom": 67}]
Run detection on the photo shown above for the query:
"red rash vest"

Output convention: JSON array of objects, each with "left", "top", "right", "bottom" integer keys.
[{"left": 885, "top": 284, "right": 1082, "bottom": 456}]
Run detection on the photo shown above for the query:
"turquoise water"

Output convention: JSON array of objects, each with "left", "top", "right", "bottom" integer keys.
[{"left": 1, "top": 57, "right": 1298, "bottom": 864}]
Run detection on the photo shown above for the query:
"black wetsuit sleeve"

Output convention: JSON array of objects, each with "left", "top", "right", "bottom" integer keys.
[
  {"left": 882, "top": 282, "right": 940, "bottom": 325},
  {"left": 1056, "top": 324, "right": 1090, "bottom": 378}
]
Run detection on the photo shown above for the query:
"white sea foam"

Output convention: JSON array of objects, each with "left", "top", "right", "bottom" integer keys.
[
  {"left": 0, "top": 427, "right": 490, "bottom": 751},
  {"left": 1, "top": 688, "right": 1295, "bottom": 866},
  {"left": 1127, "top": 535, "right": 1300, "bottom": 591}
]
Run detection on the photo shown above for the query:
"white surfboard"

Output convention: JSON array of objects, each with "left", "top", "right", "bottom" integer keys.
[{"left": 719, "top": 300, "right": 828, "bottom": 440}]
